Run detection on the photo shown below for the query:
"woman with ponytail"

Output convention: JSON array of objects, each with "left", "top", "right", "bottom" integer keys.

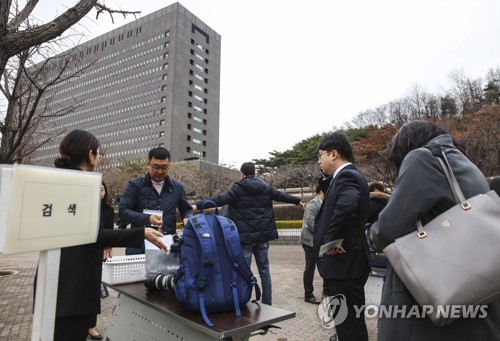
[{"left": 41, "top": 129, "right": 167, "bottom": 341}]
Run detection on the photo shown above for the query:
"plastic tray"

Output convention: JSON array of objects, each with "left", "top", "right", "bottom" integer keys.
[{"left": 102, "top": 254, "right": 146, "bottom": 285}]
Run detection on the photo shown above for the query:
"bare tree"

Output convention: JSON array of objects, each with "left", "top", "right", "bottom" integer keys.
[
  {"left": 387, "top": 98, "right": 412, "bottom": 126},
  {"left": 0, "top": 0, "right": 139, "bottom": 164},
  {"left": 447, "top": 69, "right": 483, "bottom": 115},
  {"left": 0, "top": 1, "right": 139, "bottom": 78},
  {"left": 103, "top": 158, "right": 146, "bottom": 205},
  {"left": 0, "top": 40, "right": 98, "bottom": 163},
  {"left": 349, "top": 105, "right": 389, "bottom": 128}
]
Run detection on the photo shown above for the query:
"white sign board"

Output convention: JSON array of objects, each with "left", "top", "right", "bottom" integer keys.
[{"left": 0, "top": 164, "right": 102, "bottom": 254}]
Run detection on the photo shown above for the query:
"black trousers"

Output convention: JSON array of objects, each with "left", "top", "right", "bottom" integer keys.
[
  {"left": 89, "top": 314, "right": 97, "bottom": 328},
  {"left": 326, "top": 275, "right": 369, "bottom": 341},
  {"left": 302, "top": 244, "right": 321, "bottom": 298},
  {"left": 54, "top": 315, "right": 91, "bottom": 341}
]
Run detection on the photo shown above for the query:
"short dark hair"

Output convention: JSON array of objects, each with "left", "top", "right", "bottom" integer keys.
[
  {"left": 240, "top": 162, "right": 255, "bottom": 176},
  {"left": 318, "top": 132, "right": 354, "bottom": 163},
  {"left": 149, "top": 147, "right": 170, "bottom": 161},
  {"left": 315, "top": 183, "right": 322, "bottom": 194},
  {"left": 388, "top": 120, "right": 461, "bottom": 172},
  {"left": 369, "top": 181, "right": 385, "bottom": 193}
]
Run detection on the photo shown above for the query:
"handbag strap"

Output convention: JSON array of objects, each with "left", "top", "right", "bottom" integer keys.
[
  {"left": 435, "top": 153, "right": 467, "bottom": 204},
  {"left": 416, "top": 145, "right": 470, "bottom": 238},
  {"left": 425, "top": 145, "right": 467, "bottom": 204}
]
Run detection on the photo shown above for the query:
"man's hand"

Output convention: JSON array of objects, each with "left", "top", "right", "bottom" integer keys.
[
  {"left": 326, "top": 246, "right": 346, "bottom": 255},
  {"left": 297, "top": 202, "right": 306, "bottom": 210},
  {"left": 103, "top": 247, "right": 112, "bottom": 261},
  {"left": 144, "top": 228, "right": 168, "bottom": 251},
  {"left": 149, "top": 214, "right": 163, "bottom": 226}
]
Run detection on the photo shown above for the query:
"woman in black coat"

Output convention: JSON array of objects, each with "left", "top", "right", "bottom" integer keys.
[{"left": 42, "top": 129, "right": 167, "bottom": 341}]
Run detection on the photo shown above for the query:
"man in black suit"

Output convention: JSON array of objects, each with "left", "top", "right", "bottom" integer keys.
[{"left": 314, "top": 133, "right": 371, "bottom": 341}]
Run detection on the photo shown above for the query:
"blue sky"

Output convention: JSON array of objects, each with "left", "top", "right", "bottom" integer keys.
[{"left": 34, "top": 0, "right": 500, "bottom": 167}]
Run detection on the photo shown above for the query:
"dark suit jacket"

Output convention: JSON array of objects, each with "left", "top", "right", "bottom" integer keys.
[
  {"left": 55, "top": 228, "right": 144, "bottom": 317},
  {"left": 314, "top": 164, "right": 371, "bottom": 280}
]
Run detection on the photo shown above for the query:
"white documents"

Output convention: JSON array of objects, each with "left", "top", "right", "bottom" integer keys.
[{"left": 319, "top": 239, "right": 344, "bottom": 256}]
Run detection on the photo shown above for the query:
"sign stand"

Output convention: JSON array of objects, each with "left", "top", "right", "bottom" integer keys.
[
  {"left": 32, "top": 249, "right": 61, "bottom": 341},
  {"left": 0, "top": 164, "right": 102, "bottom": 341}
]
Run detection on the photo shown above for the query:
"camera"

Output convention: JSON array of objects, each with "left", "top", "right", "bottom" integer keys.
[
  {"left": 144, "top": 272, "right": 176, "bottom": 292},
  {"left": 169, "top": 234, "right": 180, "bottom": 254}
]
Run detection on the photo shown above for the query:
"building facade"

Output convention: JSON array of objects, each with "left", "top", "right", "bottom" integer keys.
[{"left": 32, "top": 2, "right": 221, "bottom": 167}]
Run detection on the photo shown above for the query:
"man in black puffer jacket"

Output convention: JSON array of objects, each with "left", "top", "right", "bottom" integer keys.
[{"left": 195, "top": 162, "right": 305, "bottom": 305}]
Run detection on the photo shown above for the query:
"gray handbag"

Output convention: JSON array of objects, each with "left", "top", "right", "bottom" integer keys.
[{"left": 384, "top": 148, "right": 500, "bottom": 327}]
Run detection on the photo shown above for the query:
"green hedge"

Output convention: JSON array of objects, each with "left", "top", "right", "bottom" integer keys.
[{"left": 276, "top": 220, "right": 302, "bottom": 229}]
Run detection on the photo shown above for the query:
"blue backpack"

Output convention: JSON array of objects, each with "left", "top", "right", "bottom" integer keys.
[{"left": 173, "top": 202, "right": 261, "bottom": 327}]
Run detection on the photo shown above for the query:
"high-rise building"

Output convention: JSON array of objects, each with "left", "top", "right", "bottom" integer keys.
[{"left": 32, "top": 2, "right": 221, "bottom": 167}]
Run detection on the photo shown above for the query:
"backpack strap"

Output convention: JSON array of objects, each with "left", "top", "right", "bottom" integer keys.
[
  {"left": 216, "top": 215, "right": 262, "bottom": 312},
  {"left": 188, "top": 214, "right": 217, "bottom": 327}
]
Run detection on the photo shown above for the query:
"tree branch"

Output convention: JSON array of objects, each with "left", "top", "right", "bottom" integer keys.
[
  {"left": 94, "top": 3, "right": 140, "bottom": 23},
  {"left": 8, "top": 0, "right": 40, "bottom": 31}
]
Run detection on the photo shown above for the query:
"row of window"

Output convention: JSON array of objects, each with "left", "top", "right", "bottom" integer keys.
[
  {"left": 50, "top": 33, "right": 168, "bottom": 87},
  {"left": 187, "top": 135, "right": 206, "bottom": 146},
  {"left": 54, "top": 50, "right": 164, "bottom": 97},
  {"left": 191, "top": 39, "right": 209, "bottom": 55},
  {"left": 48, "top": 67, "right": 163, "bottom": 110},
  {"left": 35, "top": 108, "right": 164, "bottom": 150},
  {"left": 187, "top": 147, "right": 205, "bottom": 158},
  {"left": 51, "top": 92, "right": 163, "bottom": 125}
]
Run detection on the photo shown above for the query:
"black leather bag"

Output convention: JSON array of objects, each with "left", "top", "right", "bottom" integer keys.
[{"left": 100, "top": 282, "right": 109, "bottom": 298}]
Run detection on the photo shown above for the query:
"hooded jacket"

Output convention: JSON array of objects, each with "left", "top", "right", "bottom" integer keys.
[{"left": 196, "top": 175, "right": 300, "bottom": 244}]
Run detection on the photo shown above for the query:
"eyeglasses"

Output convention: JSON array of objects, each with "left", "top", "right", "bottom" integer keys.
[
  {"left": 151, "top": 164, "right": 169, "bottom": 171},
  {"left": 318, "top": 151, "right": 330, "bottom": 160},
  {"left": 99, "top": 152, "right": 105, "bottom": 158}
]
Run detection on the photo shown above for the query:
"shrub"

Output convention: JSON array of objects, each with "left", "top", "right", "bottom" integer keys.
[
  {"left": 273, "top": 204, "right": 305, "bottom": 220},
  {"left": 275, "top": 220, "right": 302, "bottom": 229}
]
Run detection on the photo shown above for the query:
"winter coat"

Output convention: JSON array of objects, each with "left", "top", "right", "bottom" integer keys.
[
  {"left": 366, "top": 191, "right": 390, "bottom": 224},
  {"left": 370, "top": 134, "right": 500, "bottom": 341},
  {"left": 299, "top": 196, "right": 322, "bottom": 247},
  {"left": 119, "top": 173, "right": 192, "bottom": 235},
  {"left": 195, "top": 175, "right": 300, "bottom": 244}
]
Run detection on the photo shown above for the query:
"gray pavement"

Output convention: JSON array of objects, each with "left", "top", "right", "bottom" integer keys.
[{"left": 0, "top": 245, "right": 379, "bottom": 341}]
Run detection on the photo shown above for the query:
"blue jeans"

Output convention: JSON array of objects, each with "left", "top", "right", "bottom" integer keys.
[{"left": 241, "top": 242, "right": 272, "bottom": 305}]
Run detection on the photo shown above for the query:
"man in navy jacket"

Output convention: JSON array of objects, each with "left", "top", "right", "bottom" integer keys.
[
  {"left": 119, "top": 147, "right": 192, "bottom": 255},
  {"left": 314, "top": 133, "right": 371, "bottom": 341},
  {"left": 196, "top": 162, "right": 304, "bottom": 305}
]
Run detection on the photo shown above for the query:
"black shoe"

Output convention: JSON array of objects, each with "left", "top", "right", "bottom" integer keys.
[
  {"left": 88, "top": 333, "right": 103, "bottom": 340},
  {"left": 304, "top": 296, "right": 321, "bottom": 304}
]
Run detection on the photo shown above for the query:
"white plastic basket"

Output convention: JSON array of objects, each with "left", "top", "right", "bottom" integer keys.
[{"left": 102, "top": 255, "right": 146, "bottom": 285}]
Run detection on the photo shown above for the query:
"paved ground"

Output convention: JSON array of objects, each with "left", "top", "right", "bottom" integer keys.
[{"left": 0, "top": 245, "right": 379, "bottom": 340}]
